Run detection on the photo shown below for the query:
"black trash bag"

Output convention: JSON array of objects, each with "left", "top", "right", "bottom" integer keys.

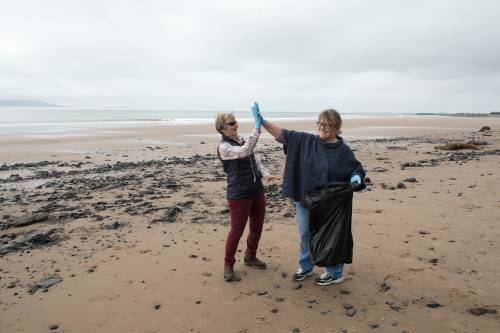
[{"left": 304, "top": 181, "right": 361, "bottom": 267}]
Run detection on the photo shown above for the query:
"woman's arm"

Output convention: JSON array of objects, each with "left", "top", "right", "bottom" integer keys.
[
  {"left": 255, "top": 154, "right": 281, "bottom": 182},
  {"left": 262, "top": 120, "right": 283, "bottom": 140},
  {"left": 218, "top": 128, "right": 261, "bottom": 160}
]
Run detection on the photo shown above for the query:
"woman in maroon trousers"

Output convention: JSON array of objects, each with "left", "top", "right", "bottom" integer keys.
[{"left": 215, "top": 105, "right": 278, "bottom": 282}]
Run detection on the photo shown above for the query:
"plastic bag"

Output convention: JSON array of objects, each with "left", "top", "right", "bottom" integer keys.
[{"left": 304, "top": 182, "right": 359, "bottom": 267}]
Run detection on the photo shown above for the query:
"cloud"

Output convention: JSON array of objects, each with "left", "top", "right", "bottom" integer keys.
[{"left": 0, "top": 0, "right": 499, "bottom": 112}]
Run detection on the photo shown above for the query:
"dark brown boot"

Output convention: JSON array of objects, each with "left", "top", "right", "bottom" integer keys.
[
  {"left": 244, "top": 257, "right": 267, "bottom": 269},
  {"left": 224, "top": 265, "right": 235, "bottom": 282}
]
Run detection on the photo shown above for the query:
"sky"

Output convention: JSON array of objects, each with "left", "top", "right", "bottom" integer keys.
[{"left": 1, "top": 0, "right": 499, "bottom": 113}]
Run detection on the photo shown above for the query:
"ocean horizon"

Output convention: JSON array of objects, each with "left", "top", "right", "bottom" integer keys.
[{"left": 0, "top": 106, "right": 441, "bottom": 137}]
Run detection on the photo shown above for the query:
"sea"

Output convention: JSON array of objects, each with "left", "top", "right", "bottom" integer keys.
[{"left": 0, "top": 107, "right": 418, "bottom": 137}]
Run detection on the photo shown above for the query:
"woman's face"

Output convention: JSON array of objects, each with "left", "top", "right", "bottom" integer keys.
[
  {"left": 221, "top": 116, "right": 239, "bottom": 138},
  {"left": 316, "top": 117, "right": 337, "bottom": 141}
]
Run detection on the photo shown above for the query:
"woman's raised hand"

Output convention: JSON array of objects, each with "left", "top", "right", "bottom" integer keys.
[{"left": 251, "top": 102, "right": 265, "bottom": 128}]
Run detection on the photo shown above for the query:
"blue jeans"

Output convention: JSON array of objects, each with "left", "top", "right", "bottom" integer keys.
[{"left": 295, "top": 202, "right": 344, "bottom": 279}]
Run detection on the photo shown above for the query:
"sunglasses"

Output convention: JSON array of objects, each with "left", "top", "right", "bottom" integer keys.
[{"left": 225, "top": 120, "right": 238, "bottom": 126}]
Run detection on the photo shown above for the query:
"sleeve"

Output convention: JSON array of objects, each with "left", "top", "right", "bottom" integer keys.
[
  {"left": 275, "top": 128, "right": 290, "bottom": 144},
  {"left": 255, "top": 154, "right": 270, "bottom": 177},
  {"left": 218, "top": 128, "right": 261, "bottom": 160}
]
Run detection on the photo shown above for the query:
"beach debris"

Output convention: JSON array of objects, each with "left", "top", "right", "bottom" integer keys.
[
  {"left": 49, "top": 324, "right": 59, "bottom": 330},
  {"left": 380, "top": 282, "right": 391, "bottom": 292},
  {"left": 162, "top": 206, "right": 182, "bottom": 223},
  {"left": 29, "top": 275, "right": 63, "bottom": 294},
  {"left": 7, "top": 212, "right": 49, "bottom": 228},
  {"left": 419, "top": 230, "right": 431, "bottom": 235},
  {"left": 386, "top": 146, "right": 408, "bottom": 150},
  {"left": 469, "top": 307, "right": 497, "bottom": 316},
  {"left": 270, "top": 308, "right": 278, "bottom": 313},
  {"left": 91, "top": 202, "right": 108, "bottom": 211},
  {"left": 0, "top": 228, "right": 62, "bottom": 255},
  {"left": 154, "top": 304, "right": 161, "bottom": 310},
  {"left": 102, "top": 221, "right": 122, "bottom": 230},
  {"left": 479, "top": 126, "right": 491, "bottom": 132},
  {"left": 343, "top": 303, "right": 354, "bottom": 309},
  {"left": 426, "top": 302, "right": 441, "bottom": 308},
  {"left": 429, "top": 258, "right": 439, "bottom": 264},
  {"left": 404, "top": 177, "right": 417, "bottom": 182},
  {"left": 434, "top": 142, "right": 481, "bottom": 150},
  {"left": 345, "top": 306, "right": 356, "bottom": 317},
  {"left": 256, "top": 290, "right": 268, "bottom": 296},
  {"left": 388, "top": 302, "right": 403, "bottom": 311}
]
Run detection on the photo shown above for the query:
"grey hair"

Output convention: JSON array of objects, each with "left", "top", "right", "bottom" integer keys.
[{"left": 215, "top": 112, "right": 235, "bottom": 134}]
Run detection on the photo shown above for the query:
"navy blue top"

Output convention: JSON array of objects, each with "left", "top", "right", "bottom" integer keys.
[{"left": 280, "top": 129, "right": 365, "bottom": 203}]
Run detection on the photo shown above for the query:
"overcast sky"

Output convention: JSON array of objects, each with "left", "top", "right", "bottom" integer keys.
[{"left": 1, "top": 0, "right": 499, "bottom": 113}]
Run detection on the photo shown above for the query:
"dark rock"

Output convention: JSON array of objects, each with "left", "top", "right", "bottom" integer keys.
[
  {"left": 343, "top": 303, "right": 354, "bottom": 309},
  {"left": 91, "top": 202, "right": 108, "bottom": 211},
  {"left": 419, "top": 230, "right": 431, "bottom": 235},
  {"left": 469, "top": 307, "right": 497, "bottom": 316},
  {"left": 479, "top": 126, "right": 491, "bottom": 132},
  {"left": 30, "top": 275, "right": 63, "bottom": 293},
  {"left": 380, "top": 283, "right": 391, "bottom": 292},
  {"left": 396, "top": 182, "right": 406, "bottom": 189},
  {"left": 163, "top": 206, "right": 182, "bottom": 223},
  {"left": 154, "top": 304, "right": 161, "bottom": 310},
  {"left": 103, "top": 221, "right": 122, "bottom": 230},
  {"left": 345, "top": 307, "right": 356, "bottom": 316},
  {"left": 49, "top": 324, "right": 59, "bottom": 330},
  {"left": 426, "top": 302, "right": 441, "bottom": 308},
  {"left": 404, "top": 177, "right": 417, "bottom": 182}
]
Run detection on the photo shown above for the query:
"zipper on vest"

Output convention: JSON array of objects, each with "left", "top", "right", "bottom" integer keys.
[{"left": 249, "top": 156, "right": 256, "bottom": 182}]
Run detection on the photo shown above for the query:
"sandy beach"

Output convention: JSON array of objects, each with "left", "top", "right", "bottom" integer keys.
[{"left": 1, "top": 115, "right": 499, "bottom": 333}]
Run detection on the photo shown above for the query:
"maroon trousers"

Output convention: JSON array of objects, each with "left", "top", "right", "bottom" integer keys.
[{"left": 224, "top": 192, "right": 266, "bottom": 267}]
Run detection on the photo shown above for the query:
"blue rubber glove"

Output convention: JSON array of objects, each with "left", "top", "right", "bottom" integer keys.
[
  {"left": 350, "top": 174, "right": 362, "bottom": 185},
  {"left": 251, "top": 102, "right": 262, "bottom": 129}
]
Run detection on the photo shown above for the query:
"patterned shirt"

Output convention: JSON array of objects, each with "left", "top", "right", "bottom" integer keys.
[{"left": 218, "top": 128, "right": 270, "bottom": 177}]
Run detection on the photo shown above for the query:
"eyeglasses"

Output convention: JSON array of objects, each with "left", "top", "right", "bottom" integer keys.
[
  {"left": 225, "top": 120, "right": 238, "bottom": 127},
  {"left": 316, "top": 122, "right": 333, "bottom": 129}
]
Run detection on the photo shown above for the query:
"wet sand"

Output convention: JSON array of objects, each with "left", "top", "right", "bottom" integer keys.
[{"left": 1, "top": 116, "right": 499, "bottom": 332}]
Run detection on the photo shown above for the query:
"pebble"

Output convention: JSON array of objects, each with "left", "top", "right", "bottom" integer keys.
[{"left": 426, "top": 302, "right": 441, "bottom": 308}]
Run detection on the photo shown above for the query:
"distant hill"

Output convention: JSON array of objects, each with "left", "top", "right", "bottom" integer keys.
[{"left": 0, "top": 100, "right": 60, "bottom": 107}]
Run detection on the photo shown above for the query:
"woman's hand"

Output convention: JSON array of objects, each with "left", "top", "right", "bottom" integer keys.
[
  {"left": 251, "top": 102, "right": 262, "bottom": 129},
  {"left": 264, "top": 175, "right": 281, "bottom": 183}
]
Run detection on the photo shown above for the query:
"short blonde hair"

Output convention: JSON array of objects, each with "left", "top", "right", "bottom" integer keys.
[
  {"left": 215, "top": 112, "right": 235, "bottom": 134},
  {"left": 318, "top": 109, "right": 342, "bottom": 134}
]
